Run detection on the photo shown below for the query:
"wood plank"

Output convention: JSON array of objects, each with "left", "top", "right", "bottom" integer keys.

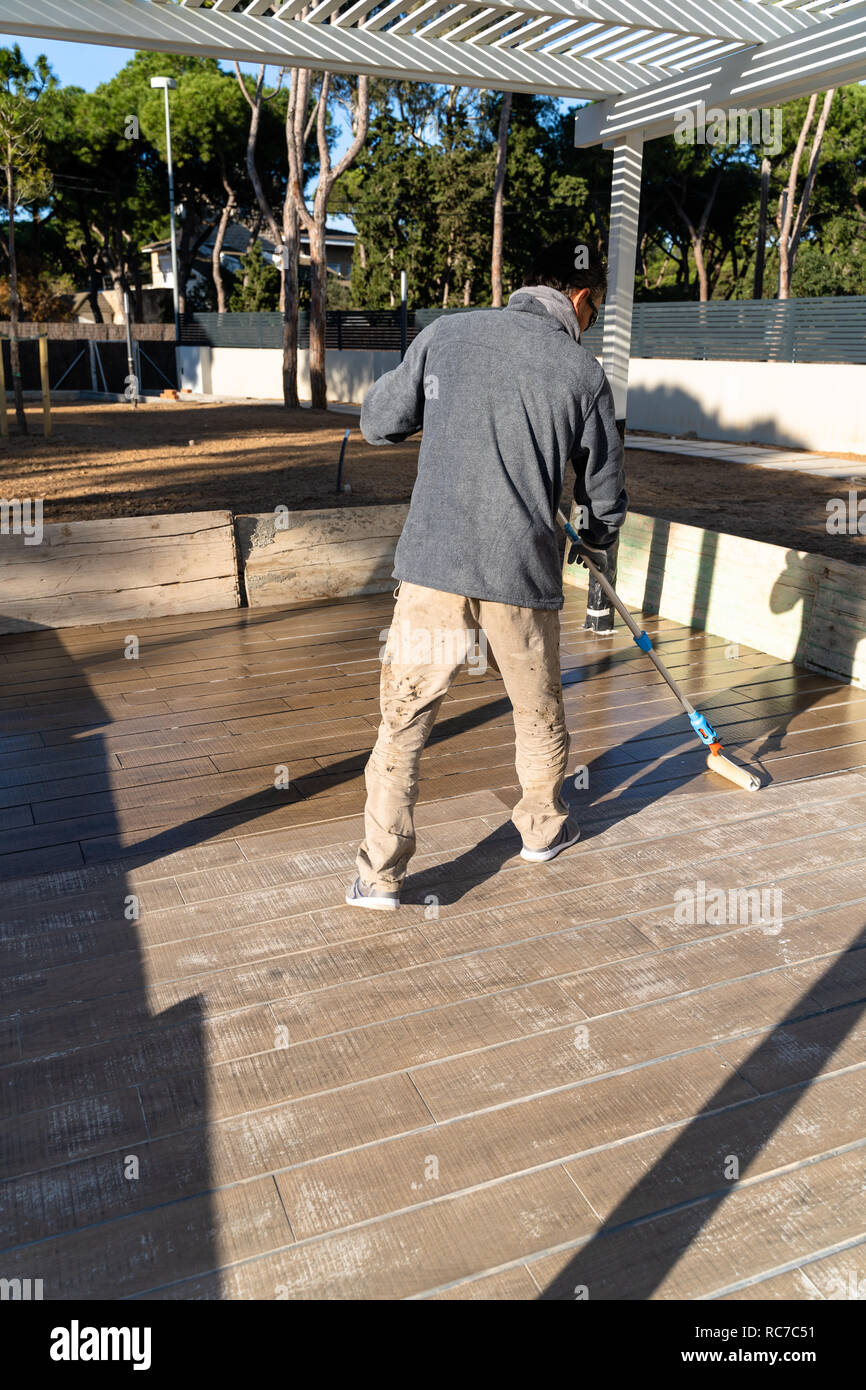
[
  {"left": 0, "top": 1073, "right": 431, "bottom": 1249},
  {"left": 149, "top": 1167, "right": 595, "bottom": 1301},
  {"left": 238, "top": 504, "right": 408, "bottom": 607},
  {"left": 411, "top": 940, "right": 866, "bottom": 1123},
  {"left": 0, "top": 512, "right": 239, "bottom": 632},
  {"left": 3, "top": 585, "right": 865, "bottom": 1300},
  {"left": 529, "top": 1147, "right": 866, "bottom": 1300},
  {"left": 275, "top": 1049, "right": 759, "bottom": 1241},
  {"left": 0, "top": 1178, "right": 292, "bottom": 1302}
]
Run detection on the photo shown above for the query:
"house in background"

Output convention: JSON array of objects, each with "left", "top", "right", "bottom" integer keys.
[
  {"left": 72, "top": 287, "right": 174, "bottom": 325},
  {"left": 142, "top": 221, "right": 356, "bottom": 293}
]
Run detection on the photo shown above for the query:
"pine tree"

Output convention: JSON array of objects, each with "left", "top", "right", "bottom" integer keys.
[{"left": 229, "top": 238, "right": 280, "bottom": 311}]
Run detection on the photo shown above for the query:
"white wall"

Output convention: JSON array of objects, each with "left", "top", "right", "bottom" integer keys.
[
  {"left": 177, "top": 346, "right": 399, "bottom": 403},
  {"left": 626, "top": 359, "right": 866, "bottom": 455}
]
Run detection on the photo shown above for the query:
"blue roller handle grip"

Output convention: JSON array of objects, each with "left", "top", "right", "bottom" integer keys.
[{"left": 690, "top": 710, "right": 720, "bottom": 746}]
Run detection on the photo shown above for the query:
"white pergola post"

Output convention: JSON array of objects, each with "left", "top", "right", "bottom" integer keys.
[
  {"left": 584, "top": 131, "right": 642, "bottom": 633},
  {"left": 602, "top": 132, "right": 643, "bottom": 433}
]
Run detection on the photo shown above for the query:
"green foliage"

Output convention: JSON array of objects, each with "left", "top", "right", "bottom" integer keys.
[
  {"left": 325, "top": 275, "right": 353, "bottom": 309},
  {"left": 2, "top": 47, "right": 864, "bottom": 314},
  {"left": 0, "top": 44, "right": 55, "bottom": 214},
  {"left": 229, "top": 238, "right": 279, "bottom": 311},
  {"left": 345, "top": 92, "right": 608, "bottom": 309}
]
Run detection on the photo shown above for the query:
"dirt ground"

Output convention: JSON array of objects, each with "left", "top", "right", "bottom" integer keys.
[{"left": 3, "top": 398, "right": 865, "bottom": 566}]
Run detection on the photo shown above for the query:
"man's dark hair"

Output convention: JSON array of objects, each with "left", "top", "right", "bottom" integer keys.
[{"left": 522, "top": 237, "right": 607, "bottom": 298}]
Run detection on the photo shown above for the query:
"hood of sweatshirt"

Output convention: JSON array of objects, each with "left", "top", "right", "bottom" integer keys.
[{"left": 506, "top": 284, "right": 582, "bottom": 343}]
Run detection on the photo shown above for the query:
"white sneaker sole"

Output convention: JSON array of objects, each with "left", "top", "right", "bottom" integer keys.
[
  {"left": 345, "top": 891, "right": 400, "bottom": 911},
  {"left": 520, "top": 826, "right": 581, "bottom": 862}
]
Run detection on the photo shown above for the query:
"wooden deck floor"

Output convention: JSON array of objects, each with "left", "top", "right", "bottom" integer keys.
[{"left": 2, "top": 588, "right": 866, "bottom": 1301}]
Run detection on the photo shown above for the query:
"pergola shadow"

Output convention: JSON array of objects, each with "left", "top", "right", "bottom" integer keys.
[{"left": 536, "top": 921, "right": 866, "bottom": 1299}]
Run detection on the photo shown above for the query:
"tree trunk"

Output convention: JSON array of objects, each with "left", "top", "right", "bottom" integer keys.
[
  {"left": 284, "top": 63, "right": 313, "bottom": 408},
  {"left": 490, "top": 90, "right": 511, "bottom": 307},
  {"left": 692, "top": 239, "right": 709, "bottom": 301},
  {"left": 308, "top": 218, "right": 327, "bottom": 410},
  {"left": 87, "top": 275, "right": 103, "bottom": 323},
  {"left": 753, "top": 155, "right": 771, "bottom": 299},
  {"left": 639, "top": 232, "right": 650, "bottom": 290},
  {"left": 670, "top": 166, "right": 723, "bottom": 302},
  {"left": 441, "top": 226, "right": 455, "bottom": 308},
  {"left": 777, "top": 93, "right": 817, "bottom": 299},
  {"left": 212, "top": 177, "right": 237, "bottom": 314},
  {"left": 235, "top": 61, "right": 287, "bottom": 323},
  {"left": 281, "top": 198, "right": 300, "bottom": 409},
  {"left": 783, "top": 89, "right": 835, "bottom": 295},
  {"left": 6, "top": 154, "right": 26, "bottom": 433},
  {"left": 177, "top": 219, "right": 191, "bottom": 319},
  {"left": 290, "top": 64, "right": 369, "bottom": 412}
]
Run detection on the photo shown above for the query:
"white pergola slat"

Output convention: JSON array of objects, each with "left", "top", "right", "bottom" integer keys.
[
  {"left": 0, "top": 0, "right": 841, "bottom": 100},
  {"left": 574, "top": 1, "right": 866, "bottom": 143}
]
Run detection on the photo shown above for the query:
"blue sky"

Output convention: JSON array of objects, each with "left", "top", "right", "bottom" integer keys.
[
  {"left": 14, "top": 37, "right": 133, "bottom": 90},
  {"left": 13, "top": 36, "right": 273, "bottom": 91}
]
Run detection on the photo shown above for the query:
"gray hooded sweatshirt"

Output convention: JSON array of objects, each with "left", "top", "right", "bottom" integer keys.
[{"left": 359, "top": 287, "right": 627, "bottom": 610}]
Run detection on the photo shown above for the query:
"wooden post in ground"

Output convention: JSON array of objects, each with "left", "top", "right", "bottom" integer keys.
[
  {"left": 0, "top": 338, "right": 7, "bottom": 440},
  {"left": 38, "top": 333, "right": 51, "bottom": 437}
]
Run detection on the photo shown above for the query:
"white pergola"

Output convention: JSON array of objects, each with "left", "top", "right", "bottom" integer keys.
[{"left": 4, "top": 0, "right": 865, "bottom": 419}]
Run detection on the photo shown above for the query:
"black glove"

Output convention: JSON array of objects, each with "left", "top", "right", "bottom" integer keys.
[{"left": 568, "top": 536, "right": 615, "bottom": 578}]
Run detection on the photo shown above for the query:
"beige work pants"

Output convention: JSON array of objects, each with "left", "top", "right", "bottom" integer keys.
[{"left": 356, "top": 581, "right": 570, "bottom": 891}]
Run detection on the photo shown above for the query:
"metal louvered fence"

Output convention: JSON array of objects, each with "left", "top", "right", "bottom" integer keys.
[{"left": 180, "top": 296, "right": 866, "bottom": 365}]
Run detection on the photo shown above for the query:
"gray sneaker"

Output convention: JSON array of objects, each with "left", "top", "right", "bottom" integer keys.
[
  {"left": 520, "top": 819, "right": 581, "bottom": 863},
  {"left": 345, "top": 876, "right": 401, "bottom": 911}
]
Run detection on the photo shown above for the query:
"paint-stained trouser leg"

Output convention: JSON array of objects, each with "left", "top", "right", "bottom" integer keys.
[
  {"left": 356, "top": 581, "right": 469, "bottom": 892},
  {"left": 477, "top": 598, "right": 571, "bottom": 851}
]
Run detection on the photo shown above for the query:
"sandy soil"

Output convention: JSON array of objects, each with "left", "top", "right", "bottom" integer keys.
[
  {"left": 623, "top": 445, "right": 866, "bottom": 567},
  {"left": 3, "top": 399, "right": 865, "bottom": 567}
]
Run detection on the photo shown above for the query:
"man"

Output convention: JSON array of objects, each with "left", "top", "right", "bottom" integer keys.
[{"left": 346, "top": 237, "right": 627, "bottom": 910}]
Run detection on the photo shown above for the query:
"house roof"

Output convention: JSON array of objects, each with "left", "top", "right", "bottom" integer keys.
[{"left": 142, "top": 224, "right": 354, "bottom": 256}]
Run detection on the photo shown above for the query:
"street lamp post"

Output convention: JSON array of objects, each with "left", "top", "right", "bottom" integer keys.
[{"left": 151, "top": 76, "right": 180, "bottom": 341}]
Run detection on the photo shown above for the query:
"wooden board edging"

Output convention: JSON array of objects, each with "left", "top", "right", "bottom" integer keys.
[{"left": 564, "top": 509, "right": 865, "bottom": 689}]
